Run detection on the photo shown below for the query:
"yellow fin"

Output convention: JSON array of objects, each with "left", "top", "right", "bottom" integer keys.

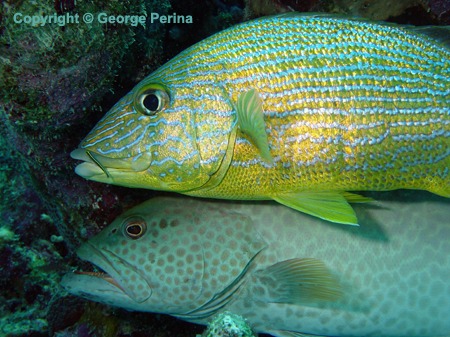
[
  {"left": 236, "top": 89, "right": 273, "bottom": 163},
  {"left": 342, "top": 191, "right": 373, "bottom": 203},
  {"left": 273, "top": 191, "right": 359, "bottom": 225},
  {"left": 256, "top": 258, "right": 342, "bottom": 305}
]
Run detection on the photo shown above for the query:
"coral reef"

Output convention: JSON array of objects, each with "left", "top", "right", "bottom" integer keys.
[
  {"left": 334, "top": 0, "right": 420, "bottom": 20},
  {"left": 1, "top": 1, "right": 140, "bottom": 123},
  {"left": 201, "top": 312, "right": 257, "bottom": 337},
  {"left": 423, "top": 0, "right": 450, "bottom": 23},
  {"left": 1, "top": 0, "right": 245, "bottom": 335},
  {"left": 0, "top": 0, "right": 159, "bottom": 335},
  {"left": 243, "top": 0, "right": 324, "bottom": 19},
  {"left": 49, "top": 301, "right": 204, "bottom": 337}
]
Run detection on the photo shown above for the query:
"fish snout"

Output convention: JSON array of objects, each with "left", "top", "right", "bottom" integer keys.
[{"left": 70, "top": 148, "right": 152, "bottom": 182}]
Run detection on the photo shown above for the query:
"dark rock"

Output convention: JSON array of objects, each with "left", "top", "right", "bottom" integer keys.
[{"left": 47, "top": 295, "right": 86, "bottom": 334}]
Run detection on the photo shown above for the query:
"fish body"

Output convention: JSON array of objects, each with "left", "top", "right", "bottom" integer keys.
[
  {"left": 62, "top": 194, "right": 450, "bottom": 337},
  {"left": 71, "top": 15, "right": 450, "bottom": 224}
]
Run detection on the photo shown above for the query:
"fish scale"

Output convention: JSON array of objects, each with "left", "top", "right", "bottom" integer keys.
[
  {"left": 184, "top": 17, "right": 449, "bottom": 196},
  {"left": 72, "top": 14, "right": 450, "bottom": 224}
]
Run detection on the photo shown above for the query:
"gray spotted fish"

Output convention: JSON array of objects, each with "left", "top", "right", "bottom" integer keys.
[{"left": 62, "top": 194, "right": 450, "bottom": 337}]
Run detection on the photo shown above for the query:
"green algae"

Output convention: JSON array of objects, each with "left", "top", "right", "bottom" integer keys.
[
  {"left": 0, "top": 234, "right": 62, "bottom": 336},
  {"left": 0, "top": 226, "right": 17, "bottom": 244}
]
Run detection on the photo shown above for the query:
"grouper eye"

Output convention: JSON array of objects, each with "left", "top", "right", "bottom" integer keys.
[
  {"left": 135, "top": 87, "right": 169, "bottom": 116},
  {"left": 123, "top": 216, "right": 147, "bottom": 239}
]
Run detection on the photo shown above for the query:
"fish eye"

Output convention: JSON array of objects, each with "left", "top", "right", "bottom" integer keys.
[
  {"left": 123, "top": 216, "right": 147, "bottom": 239},
  {"left": 136, "top": 88, "right": 169, "bottom": 116}
]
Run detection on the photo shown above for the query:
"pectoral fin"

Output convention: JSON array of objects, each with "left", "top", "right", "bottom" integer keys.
[
  {"left": 255, "top": 258, "right": 342, "bottom": 305},
  {"left": 236, "top": 89, "right": 273, "bottom": 163},
  {"left": 273, "top": 191, "right": 366, "bottom": 225}
]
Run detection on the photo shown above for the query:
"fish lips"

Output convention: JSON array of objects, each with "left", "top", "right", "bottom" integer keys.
[
  {"left": 69, "top": 241, "right": 153, "bottom": 303},
  {"left": 70, "top": 148, "right": 152, "bottom": 182},
  {"left": 61, "top": 271, "right": 126, "bottom": 304}
]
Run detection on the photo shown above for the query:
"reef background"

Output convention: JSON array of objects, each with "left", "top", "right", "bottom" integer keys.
[{"left": 0, "top": 0, "right": 449, "bottom": 336}]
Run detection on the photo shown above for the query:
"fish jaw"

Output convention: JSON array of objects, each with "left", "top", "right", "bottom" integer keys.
[
  {"left": 71, "top": 148, "right": 114, "bottom": 183},
  {"left": 70, "top": 148, "right": 167, "bottom": 189},
  {"left": 61, "top": 272, "right": 156, "bottom": 313},
  {"left": 61, "top": 272, "right": 132, "bottom": 307},
  {"left": 70, "top": 147, "right": 217, "bottom": 191},
  {"left": 73, "top": 241, "right": 153, "bottom": 303}
]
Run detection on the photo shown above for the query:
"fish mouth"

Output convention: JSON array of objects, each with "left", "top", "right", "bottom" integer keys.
[
  {"left": 69, "top": 241, "right": 153, "bottom": 303},
  {"left": 71, "top": 242, "right": 125, "bottom": 293},
  {"left": 60, "top": 268, "right": 128, "bottom": 309},
  {"left": 72, "top": 269, "right": 123, "bottom": 291},
  {"left": 70, "top": 148, "right": 152, "bottom": 182},
  {"left": 61, "top": 245, "right": 128, "bottom": 303}
]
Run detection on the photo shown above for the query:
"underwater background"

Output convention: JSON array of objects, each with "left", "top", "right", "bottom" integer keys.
[{"left": 0, "top": 0, "right": 449, "bottom": 336}]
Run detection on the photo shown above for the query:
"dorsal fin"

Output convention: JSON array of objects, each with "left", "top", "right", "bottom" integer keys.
[
  {"left": 262, "top": 13, "right": 450, "bottom": 50},
  {"left": 410, "top": 26, "right": 450, "bottom": 50}
]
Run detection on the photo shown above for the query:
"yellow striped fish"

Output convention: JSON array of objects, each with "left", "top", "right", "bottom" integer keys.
[{"left": 71, "top": 14, "right": 450, "bottom": 225}]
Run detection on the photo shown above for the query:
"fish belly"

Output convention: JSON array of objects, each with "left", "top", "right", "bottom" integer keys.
[
  {"left": 192, "top": 16, "right": 450, "bottom": 199},
  {"left": 225, "top": 195, "right": 450, "bottom": 336}
]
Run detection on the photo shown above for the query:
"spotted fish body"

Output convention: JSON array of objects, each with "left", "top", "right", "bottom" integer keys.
[
  {"left": 62, "top": 194, "right": 450, "bottom": 337},
  {"left": 71, "top": 15, "right": 450, "bottom": 224}
]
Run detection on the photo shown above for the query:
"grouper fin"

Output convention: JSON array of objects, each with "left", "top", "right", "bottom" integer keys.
[
  {"left": 236, "top": 89, "right": 273, "bottom": 163},
  {"left": 255, "top": 258, "right": 342, "bottom": 305},
  {"left": 273, "top": 191, "right": 359, "bottom": 225},
  {"left": 269, "top": 330, "right": 326, "bottom": 337}
]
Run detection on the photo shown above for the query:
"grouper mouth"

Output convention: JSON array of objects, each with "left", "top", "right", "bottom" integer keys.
[
  {"left": 69, "top": 241, "right": 153, "bottom": 303},
  {"left": 61, "top": 245, "right": 128, "bottom": 302},
  {"left": 74, "top": 268, "right": 123, "bottom": 291},
  {"left": 70, "top": 148, "right": 152, "bottom": 182},
  {"left": 73, "top": 241, "right": 125, "bottom": 293}
]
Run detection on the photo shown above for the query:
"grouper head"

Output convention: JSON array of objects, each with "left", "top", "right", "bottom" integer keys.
[
  {"left": 71, "top": 44, "right": 236, "bottom": 192},
  {"left": 61, "top": 197, "right": 266, "bottom": 319}
]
